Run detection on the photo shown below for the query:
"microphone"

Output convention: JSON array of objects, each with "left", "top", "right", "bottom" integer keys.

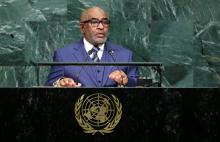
[
  {"left": 108, "top": 49, "right": 125, "bottom": 87},
  {"left": 88, "top": 49, "right": 94, "bottom": 56},
  {"left": 108, "top": 49, "right": 114, "bottom": 56}
]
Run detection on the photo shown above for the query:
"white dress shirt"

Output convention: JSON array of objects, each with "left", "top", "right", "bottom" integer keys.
[{"left": 83, "top": 38, "right": 104, "bottom": 60}]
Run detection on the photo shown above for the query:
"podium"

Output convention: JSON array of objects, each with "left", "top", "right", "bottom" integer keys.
[{"left": 0, "top": 88, "right": 220, "bottom": 142}]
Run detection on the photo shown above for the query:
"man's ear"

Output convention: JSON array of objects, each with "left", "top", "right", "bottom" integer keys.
[{"left": 80, "top": 23, "right": 85, "bottom": 33}]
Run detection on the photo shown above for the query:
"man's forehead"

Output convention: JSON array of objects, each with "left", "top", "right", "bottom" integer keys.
[
  {"left": 87, "top": 15, "right": 108, "bottom": 19},
  {"left": 81, "top": 7, "right": 109, "bottom": 21},
  {"left": 87, "top": 9, "right": 108, "bottom": 18}
]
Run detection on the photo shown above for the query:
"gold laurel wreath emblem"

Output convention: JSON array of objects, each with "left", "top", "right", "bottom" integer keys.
[{"left": 74, "top": 94, "right": 122, "bottom": 135}]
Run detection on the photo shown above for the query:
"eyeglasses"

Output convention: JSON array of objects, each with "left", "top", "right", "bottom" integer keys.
[{"left": 81, "top": 18, "right": 110, "bottom": 28}]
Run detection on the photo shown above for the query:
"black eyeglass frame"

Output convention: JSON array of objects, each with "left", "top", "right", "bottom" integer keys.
[{"left": 81, "top": 18, "right": 110, "bottom": 27}]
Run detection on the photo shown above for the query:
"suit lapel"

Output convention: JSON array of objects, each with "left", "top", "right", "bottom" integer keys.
[{"left": 71, "top": 40, "right": 87, "bottom": 62}]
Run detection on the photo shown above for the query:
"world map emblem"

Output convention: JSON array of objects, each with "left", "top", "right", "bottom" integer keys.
[{"left": 74, "top": 93, "right": 122, "bottom": 135}]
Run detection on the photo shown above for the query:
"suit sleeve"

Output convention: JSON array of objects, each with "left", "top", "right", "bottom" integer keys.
[
  {"left": 45, "top": 50, "right": 65, "bottom": 86},
  {"left": 126, "top": 52, "right": 139, "bottom": 87}
]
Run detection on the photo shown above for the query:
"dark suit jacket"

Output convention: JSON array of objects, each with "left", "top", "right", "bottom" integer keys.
[{"left": 45, "top": 39, "right": 138, "bottom": 87}]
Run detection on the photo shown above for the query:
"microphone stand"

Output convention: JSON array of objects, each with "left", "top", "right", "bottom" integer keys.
[
  {"left": 108, "top": 49, "right": 125, "bottom": 87},
  {"left": 75, "top": 49, "right": 94, "bottom": 85}
]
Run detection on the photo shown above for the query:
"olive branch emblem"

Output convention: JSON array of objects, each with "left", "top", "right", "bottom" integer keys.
[{"left": 74, "top": 94, "right": 122, "bottom": 135}]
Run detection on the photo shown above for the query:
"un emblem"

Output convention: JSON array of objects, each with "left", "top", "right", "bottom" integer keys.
[{"left": 74, "top": 93, "right": 122, "bottom": 135}]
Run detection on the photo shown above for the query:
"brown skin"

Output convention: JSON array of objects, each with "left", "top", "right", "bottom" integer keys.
[
  {"left": 79, "top": 7, "right": 109, "bottom": 47},
  {"left": 57, "top": 7, "right": 128, "bottom": 87},
  {"left": 109, "top": 70, "right": 128, "bottom": 86}
]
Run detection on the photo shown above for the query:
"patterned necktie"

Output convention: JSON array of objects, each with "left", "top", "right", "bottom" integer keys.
[{"left": 91, "top": 47, "right": 100, "bottom": 62}]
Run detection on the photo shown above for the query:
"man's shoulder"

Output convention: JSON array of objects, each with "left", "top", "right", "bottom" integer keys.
[
  {"left": 56, "top": 42, "right": 81, "bottom": 53},
  {"left": 106, "top": 41, "right": 132, "bottom": 53}
]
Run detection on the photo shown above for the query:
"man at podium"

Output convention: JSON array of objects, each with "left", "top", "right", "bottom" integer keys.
[{"left": 46, "top": 6, "right": 138, "bottom": 87}]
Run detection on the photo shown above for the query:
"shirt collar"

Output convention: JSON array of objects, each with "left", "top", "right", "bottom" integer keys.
[{"left": 83, "top": 38, "right": 104, "bottom": 52}]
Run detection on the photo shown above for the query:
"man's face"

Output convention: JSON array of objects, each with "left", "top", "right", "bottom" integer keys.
[{"left": 80, "top": 8, "right": 109, "bottom": 46}]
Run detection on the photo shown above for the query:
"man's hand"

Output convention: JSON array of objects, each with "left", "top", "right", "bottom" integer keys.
[
  {"left": 57, "top": 77, "right": 82, "bottom": 87},
  {"left": 109, "top": 70, "right": 128, "bottom": 86}
]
